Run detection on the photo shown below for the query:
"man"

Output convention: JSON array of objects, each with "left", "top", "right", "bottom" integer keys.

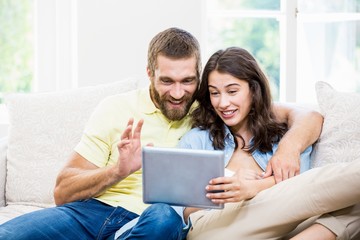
[{"left": 0, "top": 27, "right": 323, "bottom": 240}]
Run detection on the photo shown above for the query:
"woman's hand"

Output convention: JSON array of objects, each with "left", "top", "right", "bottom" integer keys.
[{"left": 205, "top": 169, "right": 265, "bottom": 204}]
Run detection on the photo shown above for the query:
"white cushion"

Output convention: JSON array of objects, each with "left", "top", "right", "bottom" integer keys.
[
  {"left": 5, "top": 78, "right": 139, "bottom": 208},
  {"left": 0, "top": 204, "right": 43, "bottom": 225},
  {"left": 311, "top": 81, "right": 360, "bottom": 168}
]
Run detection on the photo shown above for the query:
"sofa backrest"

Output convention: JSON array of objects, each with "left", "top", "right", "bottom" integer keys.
[{"left": 4, "top": 78, "right": 140, "bottom": 207}]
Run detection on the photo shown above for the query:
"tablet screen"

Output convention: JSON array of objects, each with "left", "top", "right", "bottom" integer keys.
[{"left": 142, "top": 146, "right": 225, "bottom": 209}]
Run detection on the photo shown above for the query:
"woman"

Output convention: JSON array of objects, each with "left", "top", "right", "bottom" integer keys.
[
  {"left": 179, "top": 46, "right": 310, "bottom": 206},
  {"left": 178, "top": 47, "right": 357, "bottom": 239}
]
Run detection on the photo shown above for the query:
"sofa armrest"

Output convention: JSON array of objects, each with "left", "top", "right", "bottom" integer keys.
[{"left": 0, "top": 137, "right": 7, "bottom": 207}]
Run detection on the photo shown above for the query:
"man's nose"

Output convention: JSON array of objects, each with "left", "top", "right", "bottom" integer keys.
[{"left": 170, "top": 84, "right": 185, "bottom": 99}]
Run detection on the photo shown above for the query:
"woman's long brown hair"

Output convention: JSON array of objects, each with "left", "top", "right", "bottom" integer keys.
[{"left": 191, "top": 47, "right": 287, "bottom": 153}]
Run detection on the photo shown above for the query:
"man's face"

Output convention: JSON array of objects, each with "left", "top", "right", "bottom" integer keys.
[{"left": 148, "top": 55, "right": 198, "bottom": 121}]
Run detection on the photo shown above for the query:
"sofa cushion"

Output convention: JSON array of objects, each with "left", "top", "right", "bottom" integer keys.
[
  {"left": 311, "top": 81, "right": 360, "bottom": 167},
  {"left": 0, "top": 204, "right": 43, "bottom": 224},
  {"left": 5, "top": 78, "right": 139, "bottom": 208}
]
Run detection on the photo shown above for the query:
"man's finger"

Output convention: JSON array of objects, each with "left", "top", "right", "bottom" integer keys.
[
  {"left": 133, "top": 119, "right": 144, "bottom": 137},
  {"left": 273, "top": 168, "right": 283, "bottom": 183},
  {"left": 262, "top": 164, "right": 273, "bottom": 178},
  {"left": 288, "top": 170, "right": 296, "bottom": 179},
  {"left": 121, "top": 125, "right": 133, "bottom": 140},
  {"left": 281, "top": 169, "right": 289, "bottom": 181},
  {"left": 127, "top": 118, "right": 134, "bottom": 126},
  {"left": 117, "top": 139, "right": 130, "bottom": 148}
]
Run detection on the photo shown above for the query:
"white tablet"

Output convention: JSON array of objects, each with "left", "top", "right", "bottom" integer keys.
[{"left": 142, "top": 146, "right": 225, "bottom": 209}]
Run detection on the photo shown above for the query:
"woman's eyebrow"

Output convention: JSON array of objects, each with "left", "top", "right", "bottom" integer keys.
[
  {"left": 208, "top": 83, "right": 241, "bottom": 88},
  {"left": 225, "top": 83, "right": 241, "bottom": 87}
]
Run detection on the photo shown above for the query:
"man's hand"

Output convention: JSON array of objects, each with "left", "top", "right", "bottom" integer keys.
[
  {"left": 263, "top": 146, "right": 300, "bottom": 183},
  {"left": 115, "top": 118, "right": 144, "bottom": 178},
  {"left": 269, "top": 103, "right": 323, "bottom": 183}
]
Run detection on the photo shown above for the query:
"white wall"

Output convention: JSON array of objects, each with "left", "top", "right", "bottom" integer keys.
[
  {"left": 34, "top": 0, "right": 203, "bottom": 91},
  {"left": 0, "top": 0, "right": 204, "bottom": 138},
  {"left": 77, "top": 0, "right": 203, "bottom": 88}
]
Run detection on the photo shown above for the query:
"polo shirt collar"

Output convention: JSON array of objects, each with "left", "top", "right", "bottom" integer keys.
[{"left": 139, "top": 86, "right": 158, "bottom": 114}]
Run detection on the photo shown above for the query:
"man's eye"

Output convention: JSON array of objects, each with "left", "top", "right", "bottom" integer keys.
[
  {"left": 161, "top": 80, "right": 172, "bottom": 85},
  {"left": 183, "top": 79, "right": 195, "bottom": 85}
]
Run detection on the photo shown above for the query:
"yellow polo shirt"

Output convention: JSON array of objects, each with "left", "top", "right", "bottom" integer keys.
[{"left": 74, "top": 87, "right": 195, "bottom": 214}]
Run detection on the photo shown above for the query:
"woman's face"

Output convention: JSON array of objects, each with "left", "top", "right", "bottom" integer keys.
[{"left": 208, "top": 70, "right": 252, "bottom": 132}]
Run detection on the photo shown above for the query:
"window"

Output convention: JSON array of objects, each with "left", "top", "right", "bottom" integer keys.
[
  {"left": 0, "top": 0, "right": 34, "bottom": 127},
  {"left": 205, "top": 0, "right": 281, "bottom": 100},
  {"left": 0, "top": 0, "right": 34, "bottom": 104},
  {"left": 204, "top": 0, "right": 360, "bottom": 103},
  {"left": 297, "top": 0, "right": 360, "bottom": 103},
  {"left": 0, "top": 0, "right": 78, "bottom": 126}
]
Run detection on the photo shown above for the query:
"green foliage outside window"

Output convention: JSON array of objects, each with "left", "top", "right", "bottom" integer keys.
[
  {"left": 207, "top": 20, "right": 280, "bottom": 100},
  {"left": 0, "top": 0, "right": 33, "bottom": 103},
  {"left": 210, "top": 19, "right": 280, "bottom": 100},
  {"left": 207, "top": 0, "right": 280, "bottom": 100}
]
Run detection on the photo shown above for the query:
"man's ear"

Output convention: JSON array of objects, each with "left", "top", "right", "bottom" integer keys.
[{"left": 146, "top": 67, "right": 151, "bottom": 78}]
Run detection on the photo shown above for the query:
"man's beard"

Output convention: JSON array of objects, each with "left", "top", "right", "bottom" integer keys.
[{"left": 151, "top": 86, "right": 194, "bottom": 121}]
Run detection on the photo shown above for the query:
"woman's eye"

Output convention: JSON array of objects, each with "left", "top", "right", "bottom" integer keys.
[{"left": 210, "top": 91, "right": 219, "bottom": 96}]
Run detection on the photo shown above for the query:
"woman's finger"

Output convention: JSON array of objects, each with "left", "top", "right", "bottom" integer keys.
[{"left": 209, "top": 176, "right": 233, "bottom": 185}]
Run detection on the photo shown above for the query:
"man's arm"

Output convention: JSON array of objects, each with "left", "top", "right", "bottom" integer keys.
[
  {"left": 264, "top": 103, "right": 324, "bottom": 183},
  {"left": 54, "top": 118, "right": 143, "bottom": 205},
  {"left": 53, "top": 153, "right": 123, "bottom": 206}
]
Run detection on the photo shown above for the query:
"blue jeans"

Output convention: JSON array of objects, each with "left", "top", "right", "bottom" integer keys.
[
  {"left": 0, "top": 199, "right": 183, "bottom": 240},
  {"left": 114, "top": 203, "right": 184, "bottom": 240}
]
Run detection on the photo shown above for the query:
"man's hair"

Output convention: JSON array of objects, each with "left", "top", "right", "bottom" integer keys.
[
  {"left": 191, "top": 47, "right": 287, "bottom": 153},
  {"left": 147, "top": 27, "right": 201, "bottom": 79}
]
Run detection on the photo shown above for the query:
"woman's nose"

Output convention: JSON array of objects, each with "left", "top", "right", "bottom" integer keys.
[{"left": 218, "top": 95, "right": 230, "bottom": 108}]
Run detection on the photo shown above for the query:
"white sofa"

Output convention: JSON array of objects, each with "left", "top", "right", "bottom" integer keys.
[
  {"left": 0, "top": 78, "right": 139, "bottom": 224},
  {"left": 1, "top": 80, "right": 360, "bottom": 225}
]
